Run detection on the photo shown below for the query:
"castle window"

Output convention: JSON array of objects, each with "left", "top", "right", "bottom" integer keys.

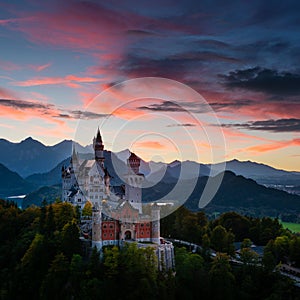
[
  {"left": 103, "top": 224, "right": 107, "bottom": 229},
  {"left": 110, "top": 233, "right": 113, "bottom": 237},
  {"left": 110, "top": 224, "right": 114, "bottom": 229},
  {"left": 146, "top": 223, "right": 150, "bottom": 227},
  {"left": 104, "top": 233, "right": 106, "bottom": 237},
  {"left": 141, "top": 231, "right": 144, "bottom": 235},
  {"left": 141, "top": 223, "right": 144, "bottom": 227},
  {"left": 78, "top": 199, "right": 81, "bottom": 202}
]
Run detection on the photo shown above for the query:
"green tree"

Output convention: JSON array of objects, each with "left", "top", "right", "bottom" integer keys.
[
  {"left": 20, "top": 234, "right": 51, "bottom": 299},
  {"left": 273, "top": 235, "right": 289, "bottom": 262},
  {"left": 209, "top": 253, "right": 235, "bottom": 300},
  {"left": 86, "top": 246, "right": 101, "bottom": 278},
  {"left": 202, "top": 233, "right": 211, "bottom": 258},
  {"left": 240, "top": 247, "right": 259, "bottom": 266},
  {"left": 39, "top": 200, "right": 47, "bottom": 234},
  {"left": 119, "top": 243, "right": 158, "bottom": 300},
  {"left": 60, "top": 220, "right": 81, "bottom": 259},
  {"left": 218, "top": 212, "right": 251, "bottom": 241},
  {"left": 262, "top": 250, "right": 276, "bottom": 272},
  {"left": 241, "top": 238, "right": 252, "bottom": 249},
  {"left": 69, "top": 254, "right": 83, "bottom": 298},
  {"left": 290, "top": 236, "right": 300, "bottom": 267},
  {"left": 82, "top": 201, "right": 92, "bottom": 217},
  {"left": 104, "top": 246, "right": 120, "bottom": 279},
  {"left": 211, "top": 225, "right": 235, "bottom": 255},
  {"left": 175, "top": 247, "right": 206, "bottom": 299},
  {"left": 44, "top": 204, "right": 55, "bottom": 236},
  {"left": 40, "top": 253, "right": 70, "bottom": 300}
]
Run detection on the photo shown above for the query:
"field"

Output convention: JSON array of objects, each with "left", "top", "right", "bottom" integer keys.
[{"left": 280, "top": 221, "right": 300, "bottom": 233}]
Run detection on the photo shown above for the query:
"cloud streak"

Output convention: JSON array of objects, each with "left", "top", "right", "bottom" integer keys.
[
  {"left": 246, "top": 138, "right": 300, "bottom": 153},
  {"left": 12, "top": 74, "right": 101, "bottom": 88},
  {"left": 0, "top": 98, "right": 109, "bottom": 121},
  {"left": 166, "top": 123, "right": 196, "bottom": 127},
  {"left": 224, "top": 118, "right": 300, "bottom": 133}
]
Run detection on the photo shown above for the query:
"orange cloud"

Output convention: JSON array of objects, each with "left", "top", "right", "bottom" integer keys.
[
  {"left": 12, "top": 74, "right": 101, "bottom": 87},
  {"left": 0, "top": 100, "right": 64, "bottom": 125},
  {"left": 135, "top": 141, "right": 167, "bottom": 149},
  {"left": 245, "top": 138, "right": 300, "bottom": 153},
  {"left": 0, "top": 86, "right": 17, "bottom": 99}
]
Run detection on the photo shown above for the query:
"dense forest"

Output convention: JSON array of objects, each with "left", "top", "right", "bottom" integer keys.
[{"left": 0, "top": 199, "right": 299, "bottom": 300}]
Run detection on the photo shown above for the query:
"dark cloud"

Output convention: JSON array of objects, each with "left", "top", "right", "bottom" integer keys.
[
  {"left": 193, "top": 39, "right": 230, "bottom": 49},
  {"left": 121, "top": 54, "right": 190, "bottom": 80},
  {"left": 166, "top": 123, "right": 196, "bottom": 127},
  {"left": 68, "top": 110, "right": 109, "bottom": 120},
  {"left": 139, "top": 101, "right": 186, "bottom": 112},
  {"left": 220, "top": 67, "right": 300, "bottom": 96},
  {"left": 56, "top": 110, "right": 109, "bottom": 120},
  {"left": 126, "top": 29, "right": 157, "bottom": 36},
  {"left": 139, "top": 99, "right": 253, "bottom": 113},
  {"left": 122, "top": 48, "right": 241, "bottom": 80},
  {"left": 0, "top": 98, "right": 53, "bottom": 110},
  {"left": 224, "top": 118, "right": 300, "bottom": 132},
  {"left": 236, "top": 39, "right": 290, "bottom": 55},
  {"left": 0, "top": 98, "right": 108, "bottom": 120},
  {"left": 170, "top": 51, "right": 240, "bottom": 63},
  {"left": 210, "top": 99, "right": 253, "bottom": 110}
]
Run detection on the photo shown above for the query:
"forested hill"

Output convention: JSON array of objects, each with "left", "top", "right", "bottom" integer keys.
[
  {"left": 0, "top": 163, "right": 36, "bottom": 197},
  {"left": 143, "top": 171, "right": 300, "bottom": 215}
]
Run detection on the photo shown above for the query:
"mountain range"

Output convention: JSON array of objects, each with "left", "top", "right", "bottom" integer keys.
[
  {"left": 0, "top": 137, "right": 92, "bottom": 177},
  {"left": 0, "top": 137, "right": 299, "bottom": 185},
  {"left": 0, "top": 137, "right": 300, "bottom": 216}
]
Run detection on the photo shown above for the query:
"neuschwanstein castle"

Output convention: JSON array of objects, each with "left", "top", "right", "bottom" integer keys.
[{"left": 62, "top": 129, "right": 175, "bottom": 270}]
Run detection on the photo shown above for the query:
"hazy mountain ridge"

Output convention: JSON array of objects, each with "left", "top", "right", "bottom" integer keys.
[
  {"left": 0, "top": 137, "right": 299, "bottom": 202},
  {"left": 1, "top": 137, "right": 298, "bottom": 180}
]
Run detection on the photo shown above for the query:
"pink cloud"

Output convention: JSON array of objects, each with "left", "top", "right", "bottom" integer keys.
[
  {"left": 0, "top": 60, "right": 21, "bottom": 71},
  {"left": 29, "top": 62, "right": 52, "bottom": 72}
]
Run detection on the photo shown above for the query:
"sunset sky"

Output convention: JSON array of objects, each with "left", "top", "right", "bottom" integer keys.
[{"left": 0, "top": 0, "right": 299, "bottom": 171}]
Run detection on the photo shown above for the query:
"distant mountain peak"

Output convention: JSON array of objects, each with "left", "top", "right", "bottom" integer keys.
[
  {"left": 169, "top": 160, "right": 181, "bottom": 167},
  {"left": 21, "top": 137, "right": 42, "bottom": 144}
]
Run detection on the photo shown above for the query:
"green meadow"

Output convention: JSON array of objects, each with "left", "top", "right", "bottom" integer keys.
[{"left": 280, "top": 221, "right": 300, "bottom": 233}]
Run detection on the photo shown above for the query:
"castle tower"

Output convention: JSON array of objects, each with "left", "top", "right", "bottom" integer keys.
[
  {"left": 61, "top": 165, "right": 74, "bottom": 202},
  {"left": 71, "top": 147, "right": 79, "bottom": 174},
  {"left": 151, "top": 204, "right": 160, "bottom": 244},
  {"left": 61, "top": 166, "right": 68, "bottom": 202},
  {"left": 92, "top": 204, "right": 102, "bottom": 251},
  {"left": 124, "top": 153, "right": 144, "bottom": 213},
  {"left": 93, "top": 128, "right": 105, "bottom": 167}
]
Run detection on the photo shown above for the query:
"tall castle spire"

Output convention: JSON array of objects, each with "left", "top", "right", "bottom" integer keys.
[{"left": 93, "top": 128, "right": 105, "bottom": 166}]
